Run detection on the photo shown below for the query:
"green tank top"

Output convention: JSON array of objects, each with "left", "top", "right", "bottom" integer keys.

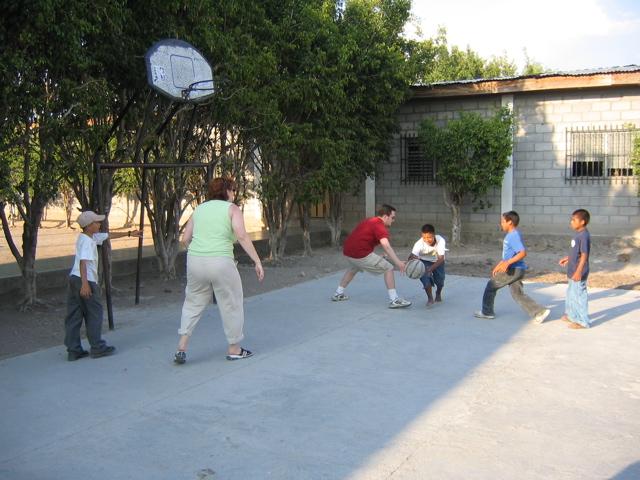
[{"left": 187, "top": 200, "right": 236, "bottom": 258}]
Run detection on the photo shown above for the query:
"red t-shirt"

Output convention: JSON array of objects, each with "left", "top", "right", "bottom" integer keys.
[{"left": 343, "top": 217, "right": 389, "bottom": 259}]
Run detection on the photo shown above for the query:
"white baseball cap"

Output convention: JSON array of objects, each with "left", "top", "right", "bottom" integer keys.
[{"left": 76, "top": 211, "right": 105, "bottom": 228}]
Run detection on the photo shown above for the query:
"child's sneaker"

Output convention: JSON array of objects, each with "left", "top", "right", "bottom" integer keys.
[
  {"left": 389, "top": 297, "right": 411, "bottom": 308},
  {"left": 531, "top": 308, "right": 550, "bottom": 324},
  {"left": 67, "top": 350, "right": 89, "bottom": 362},
  {"left": 474, "top": 311, "right": 495, "bottom": 319},
  {"left": 331, "top": 292, "right": 349, "bottom": 301},
  {"left": 90, "top": 346, "right": 116, "bottom": 358}
]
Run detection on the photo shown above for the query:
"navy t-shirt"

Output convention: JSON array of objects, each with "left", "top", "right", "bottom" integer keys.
[{"left": 567, "top": 228, "right": 590, "bottom": 280}]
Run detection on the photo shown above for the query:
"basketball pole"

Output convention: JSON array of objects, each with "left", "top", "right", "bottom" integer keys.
[
  {"left": 95, "top": 160, "right": 215, "bottom": 325},
  {"left": 88, "top": 37, "right": 219, "bottom": 328},
  {"left": 135, "top": 167, "right": 148, "bottom": 305},
  {"left": 94, "top": 159, "right": 116, "bottom": 331}
]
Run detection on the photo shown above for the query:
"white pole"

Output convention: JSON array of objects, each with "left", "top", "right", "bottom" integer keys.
[
  {"left": 501, "top": 94, "right": 514, "bottom": 213},
  {"left": 365, "top": 177, "right": 375, "bottom": 218}
]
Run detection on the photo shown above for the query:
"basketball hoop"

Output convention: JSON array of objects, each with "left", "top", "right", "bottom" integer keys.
[
  {"left": 145, "top": 39, "right": 216, "bottom": 103},
  {"left": 182, "top": 80, "right": 216, "bottom": 101}
]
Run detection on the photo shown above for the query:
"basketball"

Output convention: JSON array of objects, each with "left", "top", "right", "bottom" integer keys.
[{"left": 405, "top": 259, "right": 426, "bottom": 279}]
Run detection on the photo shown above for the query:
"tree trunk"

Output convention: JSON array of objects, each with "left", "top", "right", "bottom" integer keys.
[
  {"left": 276, "top": 222, "right": 288, "bottom": 259},
  {"left": 98, "top": 200, "right": 114, "bottom": 291},
  {"left": 18, "top": 198, "right": 47, "bottom": 305},
  {"left": 324, "top": 192, "right": 344, "bottom": 247},
  {"left": 0, "top": 203, "right": 22, "bottom": 269},
  {"left": 152, "top": 228, "right": 180, "bottom": 280},
  {"left": 442, "top": 187, "right": 465, "bottom": 246},
  {"left": 124, "top": 194, "right": 139, "bottom": 228},
  {"left": 9, "top": 203, "right": 17, "bottom": 227},
  {"left": 261, "top": 188, "right": 295, "bottom": 261},
  {"left": 450, "top": 202, "right": 462, "bottom": 246},
  {"left": 0, "top": 203, "right": 41, "bottom": 306},
  {"left": 298, "top": 203, "right": 312, "bottom": 255},
  {"left": 267, "top": 229, "right": 281, "bottom": 261},
  {"left": 264, "top": 218, "right": 290, "bottom": 261},
  {"left": 144, "top": 167, "right": 187, "bottom": 281},
  {"left": 61, "top": 187, "right": 74, "bottom": 228}
]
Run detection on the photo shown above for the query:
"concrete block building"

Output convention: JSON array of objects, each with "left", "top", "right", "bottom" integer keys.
[{"left": 342, "top": 66, "right": 640, "bottom": 244}]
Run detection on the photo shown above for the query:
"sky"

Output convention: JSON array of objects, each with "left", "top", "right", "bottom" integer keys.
[{"left": 409, "top": 0, "right": 640, "bottom": 72}]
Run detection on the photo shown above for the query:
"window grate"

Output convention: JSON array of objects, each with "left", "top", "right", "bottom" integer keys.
[
  {"left": 566, "top": 126, "right": 638, "bottom": 184},
  {"left": 400, "top": 134, "right": 439, "bottom": 184}
]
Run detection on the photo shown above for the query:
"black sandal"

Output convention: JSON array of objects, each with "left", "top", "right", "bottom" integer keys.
[
  {"left": 174, "top": 351, "right": 186, "bottom": 364},
  {"left": 226, "top": 348, "right": 253, "bottom": 361}
]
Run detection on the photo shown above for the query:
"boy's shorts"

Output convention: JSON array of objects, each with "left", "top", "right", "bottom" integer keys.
[
  {"left": 419, "top": 260, "right": 446, "bottom": 288},
  {"left": 347, "top": 252, "right": 394, "bottom": 276}
]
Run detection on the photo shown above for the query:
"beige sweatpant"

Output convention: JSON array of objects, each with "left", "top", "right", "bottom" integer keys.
[{"left": 178, "top": 255, "right": 245, "bottom": 345}]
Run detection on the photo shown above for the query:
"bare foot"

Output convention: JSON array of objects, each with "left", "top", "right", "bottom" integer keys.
[
  {"left": 426, "top": 299, "right": 435, "bottom": 306},
  {"left": 568, "top": 322, "right": 587, "bottom": 329},
  {"left": 227, "top": 343, "right": 242, "bottom": 355},
  {"left": 561, "top": 316, "right": 571, "bottom": 322},
  {"left": 435, "top": 296, "right": 442, "bottom": 303}
]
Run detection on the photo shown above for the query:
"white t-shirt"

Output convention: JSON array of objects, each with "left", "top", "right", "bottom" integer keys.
[
  {"left": 411, "top": 234, "right": 447, "bottom": 261},
  {"left": 69, "top": 233, "right": 108, "bottom": 282}
]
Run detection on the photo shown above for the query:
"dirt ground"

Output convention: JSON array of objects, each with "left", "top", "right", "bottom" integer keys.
[{"left": 1, "top": 219, "right": 638, "bottom": 361}]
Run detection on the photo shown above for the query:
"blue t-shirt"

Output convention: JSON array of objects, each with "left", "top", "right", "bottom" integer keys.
[
  {"left": 567, "top": 228, "right": 590, "bottom": 280},
  {"left": 502, "top": 229, "right": 527, "bottom": 270}
]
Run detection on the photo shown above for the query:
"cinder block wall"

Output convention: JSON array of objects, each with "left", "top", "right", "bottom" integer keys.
[
  {"left": 344, "top": 87, "right": 640, "bottom": 238},
  {"left": 513, "top": 89, "right": 639, "bottom": 233}
]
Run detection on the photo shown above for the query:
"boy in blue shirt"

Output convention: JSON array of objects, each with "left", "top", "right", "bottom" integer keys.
[
  {"left": 558, "top": 209, "right": 591, "bottom": 329},
  {"left": 474, "top": 211, "right": 550, "bottom": 324}
]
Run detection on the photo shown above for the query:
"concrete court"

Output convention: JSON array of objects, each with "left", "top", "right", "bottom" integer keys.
[{"left": 1, "top": 272, "right": 639, "bottom": 480}]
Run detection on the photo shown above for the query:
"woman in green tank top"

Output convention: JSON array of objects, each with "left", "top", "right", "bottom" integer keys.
[{"left": 173, "top": 177, "right": 264, "bottom": 364}]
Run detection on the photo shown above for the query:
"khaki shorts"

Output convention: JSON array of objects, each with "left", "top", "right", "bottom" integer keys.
[{"left": 347, "top": 252, "right": 394, "bottom": 276}]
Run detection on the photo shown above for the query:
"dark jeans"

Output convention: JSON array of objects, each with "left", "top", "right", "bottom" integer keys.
[
  {"left": 419, "top": 260, "right": 445, "bottom": 289},
  {"left": 481, "top": 268, "right": 544, "bottom": 317},
  {"left": 64, "top": 275, "right": 107, "bottom": 355}
]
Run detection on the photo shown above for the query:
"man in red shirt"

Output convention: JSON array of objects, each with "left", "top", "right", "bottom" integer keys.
[{"left": 332, "top": 204, "right": 411, "bottom": 308}]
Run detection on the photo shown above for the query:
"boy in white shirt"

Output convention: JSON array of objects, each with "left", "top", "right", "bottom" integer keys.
[
  {"left": 64, "top": 211, "right": 141, "bottom": 361},
  {"left": 408, "top": 224, "right": 446, "bottom": 306}
]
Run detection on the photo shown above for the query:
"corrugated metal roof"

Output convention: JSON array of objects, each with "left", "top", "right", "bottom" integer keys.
[{"left": 419, "top": 65, "right": 640, "bottom": 87}]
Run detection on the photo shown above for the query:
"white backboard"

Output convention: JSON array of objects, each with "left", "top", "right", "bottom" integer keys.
[{"left": 145, "top": 39, "right": 215, "bottom": 102}]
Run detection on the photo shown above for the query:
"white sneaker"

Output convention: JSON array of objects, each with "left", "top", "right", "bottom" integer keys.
[
  {"left": 531, "top": 308, "right": 550, "bottom": 324},
  {"left": 389, "top": 297, "right": 412, "bottom": 309},
  {"left": 474, "top": 311, "right": 495, "bottom": 319},
  {"left": 331, "top": 292, "right": 349, "bottom": 301}
]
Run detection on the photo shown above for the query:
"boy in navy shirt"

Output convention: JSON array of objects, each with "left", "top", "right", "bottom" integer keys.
[
  {"left": 558, "top": 209, "right": 591, "bottom": 329},
  {"left": 474, "top": 211, "right": 550, "bottom": 324}
]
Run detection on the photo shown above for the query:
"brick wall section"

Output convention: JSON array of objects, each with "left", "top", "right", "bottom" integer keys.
[
  {"left": 513, "top": 89, "right": 639, "bottom": 231},
  {"left": 345, "top": 86, "right": 640, "bottom": 237}
]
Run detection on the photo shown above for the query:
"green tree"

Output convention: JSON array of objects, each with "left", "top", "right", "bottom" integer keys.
[
  {"left": 418, "top": 106, "right": 515, "bottom": 245},
  {"left": 286, "top": 0, "right": 418, "bottom": 251},
  {"left": 417, "top": 28, "right": 552, "bottom": 82},
  {"left": 631, "top": 134, "right": 640, "bottom": 195},
  {"left": 194, "top": 0, "right": 418, "bottom": 259},
  {"left": 485, "top": 52, "right": 518, "bottom": 78},
  {"left": 0, "top": 0, "right": 128, "bottom": 305},
  {"left": 521, "top": 48, "right": 549, "bottom": 76},
  {"left": 54, "top": 0, "right": 228, "bottom": 281},
  {"left": 418, "top": 28, "right": 493, "bottom": 82},
  {"left": 140, "top": 95, "right": 246, "bottom": 279}
]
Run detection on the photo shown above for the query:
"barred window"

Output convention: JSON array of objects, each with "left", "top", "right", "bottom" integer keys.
[
  {"left": 400, "top": 134, "right": 439, "bottom": 184},
  {"left": 566, "top": 127, "right": 638, "bottom": 184}
]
